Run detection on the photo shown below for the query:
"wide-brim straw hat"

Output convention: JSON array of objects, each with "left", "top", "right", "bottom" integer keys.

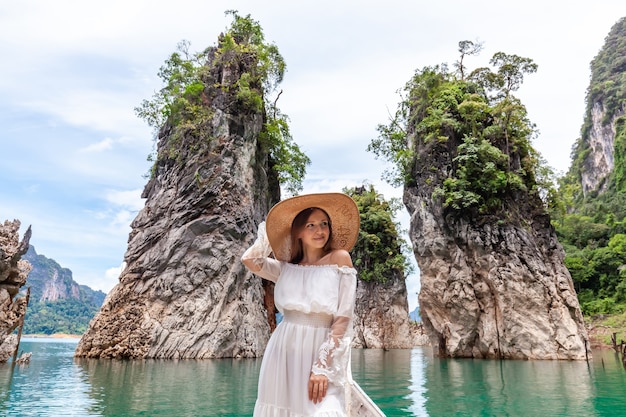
[{"left": 266, "top": 192, "right": 360, "bottom": 262}]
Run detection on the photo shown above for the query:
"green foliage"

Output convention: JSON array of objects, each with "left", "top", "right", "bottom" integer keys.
[
  {"left": 454, "top": 40, "right": 483, "bottom": 80},
  {"left": 21, "top": 246, "right": 106, "bottom": 335},
  {"left": 611, "top": 117, "right": 626, "bottom": 191},
  {"left": 369, "top": 41, "right": 541, "bottom": 214},
  {"left": 515, "top": 20, "right": 626, "bottom": 317},
  {"left": 258, "top": 109, "right": 310, "bottom": 196},
  {"left": 438, "top": 134, "right": 518, "bottom": 212},
  {"left": 135, "top": 10, "right": 308, "bottom": 193},
  {"left": 368, "top": 120, "right": 412, "bottom": 187},
  {"left": 581, "top": 296, "right": 626, "bottom": 315},
  {"left": 346, "top": 185, "right": 414, "bottom": 283},
  {"left": 558, "top": 214, "right": 611, "bottom": 248},
  {"left": 23, "top": 298, "right": 100, "bottom": 335},
  {"left": 582, "top": 17, "right": 626, "bottom": 138},
  {"left": 556, "top": 209, "right": 626, "bottom": 314},
  {"left": 476, "top": 52, "right": 538, "bottom": 99},
  {"left": 532, "top": 153, "right": 562, "bottom": 214},
  {"left": 135, "top": 39, "right": 211, "bottom": 137}
]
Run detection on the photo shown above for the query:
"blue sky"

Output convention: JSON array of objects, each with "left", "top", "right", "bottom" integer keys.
[{"left": 1, "top": 0, "right": 625, "bottom": 312}]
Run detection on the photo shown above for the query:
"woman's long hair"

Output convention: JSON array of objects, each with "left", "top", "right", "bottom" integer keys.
[{"left": 289, "top": 207, "right": 333, "bottom": 264}]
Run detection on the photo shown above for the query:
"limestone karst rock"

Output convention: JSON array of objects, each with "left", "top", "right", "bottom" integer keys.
[
  {"left": 348, "top": 186, "right": 417, "bottom": 349},
  {"left": 577, "top": 17, "right": 626, "bottom": 196},
  {"left": 75, "top": 39, "right": 278, "bottom": 359},
  {"left": 406, "top": 189, "right": 591, "bottom": 359},
  {"left": 352, "top": 272, "right": 414, "bottom": 349},
  {"left": 0, "top": 220, "right": 32, "bottom": 362},
  {"left": 398, "top": 66, "right": 591, "bottom": 360},
  {"left": 580, "top": 102, "right": 623, "bottom": 194},
  {"left": 403, "top": 118, "right": 591, "bottom": 359}
]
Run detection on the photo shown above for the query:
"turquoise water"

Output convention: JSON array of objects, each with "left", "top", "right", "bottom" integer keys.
[{"left": 1, "top": 338, "right": 625, "bottom": 416}]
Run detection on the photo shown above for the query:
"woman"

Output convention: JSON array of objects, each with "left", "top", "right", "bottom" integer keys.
[{"left": 241, "top": 192, "right": 360, "bottom": 416}]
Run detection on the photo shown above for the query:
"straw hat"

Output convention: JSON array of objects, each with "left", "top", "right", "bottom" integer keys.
[{"left": 265, "top": 193, "right": 360, "bottom": 262}]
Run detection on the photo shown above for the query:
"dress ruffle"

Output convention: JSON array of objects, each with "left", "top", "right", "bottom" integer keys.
[{"left": 254, "top": 402, "right": 348, "bottom": 417}]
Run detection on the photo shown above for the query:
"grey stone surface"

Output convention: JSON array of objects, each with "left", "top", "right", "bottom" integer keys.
[{"left": 0, "top": 219, "right": 31, "bottom": 362}]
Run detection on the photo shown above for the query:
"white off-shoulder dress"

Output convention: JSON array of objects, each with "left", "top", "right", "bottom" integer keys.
[{"left": 251, "top": 259, "right": 357, "bottom": 417}]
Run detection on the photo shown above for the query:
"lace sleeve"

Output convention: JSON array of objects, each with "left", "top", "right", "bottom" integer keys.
[
  {"left": 311, "top": 268, "right": 357, "bottom": 385},
  {"left": 241, "top": 222, "right": 281, "bottom": 282}
]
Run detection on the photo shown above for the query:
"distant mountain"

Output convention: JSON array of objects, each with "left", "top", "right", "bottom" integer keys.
[
  {"left": 20, "top": 245, "right": 106, "bottom": 335},
  {"left": 409, "top": 306, "right": 421, "bottom": 322}
]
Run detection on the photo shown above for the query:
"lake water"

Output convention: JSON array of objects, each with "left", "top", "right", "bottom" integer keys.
[{"left": 1, "top": 338, "right": 625, "bottom": 416}]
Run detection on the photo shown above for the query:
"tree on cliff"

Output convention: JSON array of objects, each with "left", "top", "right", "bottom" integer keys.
[
  {"left": 135, "top": 10, "right": 309, "bottom": 195},
  {"left": 366, "top": 41, "right": 590, "bottom": 360},
  {"left": 345, "top": 184, "right": 417, "bottom": 349},
  {"left": 346, "top": 184, "right": 413, "bottom": 283},
  {"left": 368, "top": 41, "right": 548, "bottom": 215},
  {"left": 76, "top": 11, "right": 307, "bottom": 359}
]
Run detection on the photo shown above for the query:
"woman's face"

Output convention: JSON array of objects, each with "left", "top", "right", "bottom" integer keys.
[{"left": 298, "top": 209, "right": 330, "bottom": 250}]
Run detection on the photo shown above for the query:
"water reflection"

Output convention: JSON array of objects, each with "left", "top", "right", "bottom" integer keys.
[
  {"left": 351, "top": 348, "right": 416, "bottom": 416},
  {"left": 590, "top": 349, "right": 626, "bottom": 414},
  {"left": 421, "top": 352, "right": 600, "bottom": 416},
  {"left": 408, "top": 348, "right": 429, "bottom": 416},
  {"left": 2, "top": 340, "right": 625, "bottom": 417},
  {"left": 74, "top": 357, "right": 260, "bottom": 416}
]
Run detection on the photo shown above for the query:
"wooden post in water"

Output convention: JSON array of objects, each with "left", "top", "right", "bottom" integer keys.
[
  {"left": 12, "top": 287, "right": 30, "bottom": 363},
  {"left": 611, "top": 332, "right": 618, "bottom": 352}
]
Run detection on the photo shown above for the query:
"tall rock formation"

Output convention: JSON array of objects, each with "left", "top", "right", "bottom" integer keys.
[
  {"left": 23, "top": 246, "right": 106, "bottom": 303},
  {"left": 574, "top": 17, "right": 626, "bottom": 195},
  {"left": 0, "top": 220, "right": 31, "bottom": 362},
  {"left": 352, "top": 278, "right": 414, "bottom": 348},
  {"left": 347, "top": 186, "right": 415, "bottom": 349},
  {"left": 406, "top": 189, "right": 590, "bottom": 359},
  {"left": 580, "top": 102, "right": 623, "bottom": 194},
  {"left": 75, "top": 34, "right": 278, "bottom": 359},
  {"left": 395, "top": 57, "right": 590, "bottom": 360}
]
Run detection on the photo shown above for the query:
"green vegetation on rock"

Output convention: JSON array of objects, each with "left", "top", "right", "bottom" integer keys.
[
  {"left": 550, "top": 17, "right": 626, "bottom": 316},
  {"left": 135, "top": 10, "right": 309, "bottom": 195},
  {"left": 346, "top": 185, "right": 414, "bottom": 283},
  {"left": 368, "top": 40, "right": 549, "bottom": 215}
]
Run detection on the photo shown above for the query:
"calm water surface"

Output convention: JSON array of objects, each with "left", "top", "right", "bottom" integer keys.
[{"left": 1, "top": 338, "right": 625, "bottom": 416}]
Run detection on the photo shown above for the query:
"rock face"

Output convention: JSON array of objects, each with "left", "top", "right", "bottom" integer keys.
[
  {"left": 405, "top": 182, "right": 591, "bottom": 360},
  {"left": 352, "top": 276, "right": 414, "bottom": 349},
  {"left": 21, "top": 245, "right": 106, "bottom": 335},
  {"left": 581, "top": 102, "right": 624, "bottom": 194},
  {"left": 0, "top": 220, "right": 32, "bottom": 362},
  {"left": 397, "top": 55, "right": 591, "bottom": 360},
  {"left": 578, "top": 17, "right": 626, "bottom": 196},
  {"left": 23, "top": 246, "right": 96, "bottom": 303},
  {"left": 75, "top": 42, "right": 278, "bottom": 359},
  {"left": 409, "top": 322, "right": 430, "bottom": 346}
]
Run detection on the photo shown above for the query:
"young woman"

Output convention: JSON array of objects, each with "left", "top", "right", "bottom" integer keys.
[{"left": 241, "top": 192, "right": 360, "bottom": 416}]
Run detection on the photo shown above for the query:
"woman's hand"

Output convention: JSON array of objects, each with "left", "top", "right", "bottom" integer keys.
[{"left": 308, "top": 372, "right": 329, "bottom": 404}]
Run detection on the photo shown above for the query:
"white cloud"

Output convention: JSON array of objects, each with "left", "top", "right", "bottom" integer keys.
[
  {"left": 20, "top": 89, "right": 151, "bottom": 137},
  {"left": 103, "top": 263, "right": 126, "bottom": 290},
  {"left": 105, "top": 189, "right": 144, "bottom": 211},
  {"left": 80, "top": 138, "right": 115, "bottom": 153}
]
